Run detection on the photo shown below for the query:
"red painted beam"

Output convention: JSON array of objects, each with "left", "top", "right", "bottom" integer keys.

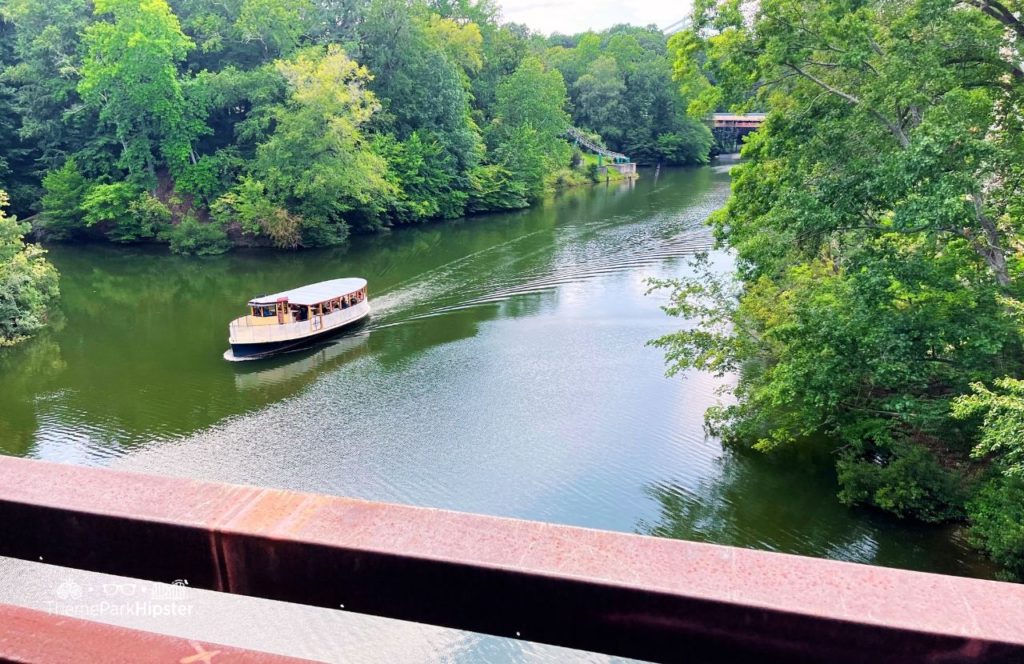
[
  {"left": 0, "top": 603, "right": 313, "bottom": 663},
  {"left": 0, "top": 456, "right": 1022, "bottom": 663}
]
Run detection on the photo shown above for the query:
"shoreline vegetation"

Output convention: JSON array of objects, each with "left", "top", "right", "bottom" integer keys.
[
  {"left": 658, "top": 0, "right": 1024, "bottom": 578},
  {"left": 0, "top": 0, "right": 712, "bottom": 258}
]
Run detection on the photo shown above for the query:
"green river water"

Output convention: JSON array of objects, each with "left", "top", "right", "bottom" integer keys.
[{"left": 0, "top": 159, "right": 995, "bottom": 661}]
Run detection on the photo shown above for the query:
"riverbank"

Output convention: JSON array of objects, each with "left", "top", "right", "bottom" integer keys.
[{"left": 28, "top": 156, "right": 640, "bottom": 258}]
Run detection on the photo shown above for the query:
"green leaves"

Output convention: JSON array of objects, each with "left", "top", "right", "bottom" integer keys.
[
  {"left": 234, "top": 0, "right": 312, "bottom": 56},
  {"left": 81, "top": 183, "right": 170, "bottom": 243},
  {"left": 546, "top": 25, "right": 711, "bottom": 166},
  {"left": 7, "top": 0, "right": 708, "bottom": 255},
  {"left": 0, "top": 189, "right": 59, "bottom": 345},
  {"left": 242, "top": 45, "right": 393, "bottom": 244},
  {"left": 40, "top": 158, "right": 89, "bottom": 240},
  {"left": 79, "top": 0, "right": 204, "bottom": 182},
  {"left": 160, "top": 214, "right": 231, "bottom": 255},
  {"left": 954, "top": 379, "right": 1024, "bottom": 478},
  {"left": 490, "top": 56, "right": 572, "bottom": 200},
  {"left": 657, "top": 0, "right": 1024, "bottom": 562},
  {"left": 967, "top": 476, "right": 1024, "bottom": 579}
]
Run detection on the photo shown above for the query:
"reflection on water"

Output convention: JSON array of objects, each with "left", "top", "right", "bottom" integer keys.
[
  {"left": 639, "top": 447, "right": 995, "bottom": 577},
  {"left": 0, "top": 161, "right": 996, "bottom": 661},
  {"left": 231, "top": 329, "right": 371, "bottom": 392}
]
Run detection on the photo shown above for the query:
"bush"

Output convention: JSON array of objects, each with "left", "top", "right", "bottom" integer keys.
[
  {"left": 40, "top": 158, "right": 89, "bottom": 241},
  {"left": 175, "top": 151, "right": 243, "bottom": 201},
  {"left": 836, "top": 443, "right": 966, "bottom": 522},
  {"left": 466, "top": 164, "right": 529, "bottom": 213},
  {"left": 81, "top": 183, "right": 170, "bottom": 243},
  {"left": 967, "top": 475, "right": 1024, "bottom": 580},
  {"left": 160, "top": 216, "right": 232, "bottom": 256},
  {"left": 128, "top": 193, "right": 172, "bottom": 238},
  {"left": 570, "top": 148, "right": 584, "bottom": 169},
  {"left": 0, "top": 190, "right": 60, "bottom": 345},
  {"left": 212, "top": 178, "right": 302, "bottom": 248},
  {"left": 299, "top": 215, "right": 348, "bottom": 247},
  {"left": 373, "top": 132, "right": 467, "bottom": 224}
]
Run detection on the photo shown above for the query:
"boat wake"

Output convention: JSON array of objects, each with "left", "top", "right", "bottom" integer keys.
[{"left": 366, "top": 192, "right": 721, "bottom": 330}]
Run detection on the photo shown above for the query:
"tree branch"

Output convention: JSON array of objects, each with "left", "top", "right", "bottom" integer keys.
[
  {"left": 979, "top": 0, "right": 1024, "bottom": 39},
  {"left": 783, "top": 63, "right": 910, "bottom": 147}
]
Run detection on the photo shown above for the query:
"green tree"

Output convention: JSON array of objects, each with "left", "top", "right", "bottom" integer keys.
[
  {"left": 2, "top": 0, "right": 699, "bottom": 257},
  {"left": 572, "top": 56, "right": 625, "bottom": 142},
  {"left": 656, "top": 0, "right": 1024, "bottom": 531},
  {"left": 247, "top": 45, "right": 393, "bottom": 245},
  {"left": 81, "top": 183, "right": 170, "bottom": 243},
  {"left": 472, "top": 23, "right": 527, "bottom": 113},
  {"left": 953, "top": 377, "right": 1024, "bottom": 576},
  {"left": 955, "top": 379, "right": 1024, "bottom": 478},
  {"left": 673, "top": 0, "right": 1022, "bottom": 285},
  {"left": 967, "top": 477, "right": 1024, "bottom": 579},
  {"left": 234, "top": 0, "right": 312, "bottom": 57},
  {"left": 358, "top": 0, "right": 484, "bottom": 173},
  {"left": 543, "top": 25, "right": 712, "bottom": 166},
  {"left": 1, "top": 0, "right": 99, "bottom": 193},
  {"left": 494, "top": 56, "right": 570, "bottom": 144},
  {"left": 490, "top": 56, "right": 572, "bottom": 199},
  {"left": 212, "top": 176, "right": 301, "bottom": 248},
  {"left": 0, "top": 190, "right": 59, "bottom": 345},
  {"left": 0, "top": 15, "right": 41, "bottom": 215},
  {"left": 422, "top": 14, "right": 483, "bottom": 76},
  {"left": 374, "top": 131, "right": 466, "bottom": 223},
  {"left": 79, "top": 0, "right": 206, "bottom": 184},
  {"left": 39, "top": 158, "right": 89, "bottom": 240}
]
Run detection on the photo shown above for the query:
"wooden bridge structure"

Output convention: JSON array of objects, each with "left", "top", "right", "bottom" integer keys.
[{"left": 711, "top": 112, "right": 767, "bottom": 153}]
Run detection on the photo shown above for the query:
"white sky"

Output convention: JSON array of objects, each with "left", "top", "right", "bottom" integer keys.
[{"left": 497, "top": 0, "right": 686, "bottom": 35}]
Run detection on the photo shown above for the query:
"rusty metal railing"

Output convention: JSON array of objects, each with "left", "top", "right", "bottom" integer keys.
[
  {"left": 0, "top": 603, "right": 312, "bottom": 663},
  {"left": 0, "top": 455, "right": 1022, "bottom": 663}
]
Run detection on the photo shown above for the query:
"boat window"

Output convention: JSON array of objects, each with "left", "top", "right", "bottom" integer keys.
[{"left": 252, "top": 305, "right": 275, "bottom": 317}]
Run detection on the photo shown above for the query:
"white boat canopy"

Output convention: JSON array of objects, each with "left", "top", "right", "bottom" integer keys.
[{"left": 248, "top": 278, "right": 367, "bottom": 307}]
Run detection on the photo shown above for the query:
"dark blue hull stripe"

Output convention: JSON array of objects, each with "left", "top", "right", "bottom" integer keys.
[{"left": 230, "top": 318, "right": 366, "bottom": 358}]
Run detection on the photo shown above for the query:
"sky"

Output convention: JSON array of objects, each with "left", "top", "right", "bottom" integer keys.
[{"left": 496, "top": 0, "right": 686, "bottom": 35}]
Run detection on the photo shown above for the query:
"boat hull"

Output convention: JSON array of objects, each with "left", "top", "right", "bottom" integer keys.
[{"left": 228, "top": 309, "right": 369, "bottom": 360}]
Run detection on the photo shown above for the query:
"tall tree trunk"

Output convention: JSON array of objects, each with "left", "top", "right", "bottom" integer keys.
[{"left": 971, "top": 192, "right": 1012, "bottom": 287}]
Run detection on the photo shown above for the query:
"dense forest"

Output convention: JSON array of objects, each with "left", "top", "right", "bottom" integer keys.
[
  {"left": 0, "top": 0, "right": 713, "bottom": 342},
  {"left": 0, "top": 0, "right": 711, "bottom": 245},
  {"left": 659, "top": 0, "right": 1024, "bottom": 576}
]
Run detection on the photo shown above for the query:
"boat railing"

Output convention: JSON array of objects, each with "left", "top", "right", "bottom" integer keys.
[{"left": 229, "top": 301, "right": 369, "bottom": 344}]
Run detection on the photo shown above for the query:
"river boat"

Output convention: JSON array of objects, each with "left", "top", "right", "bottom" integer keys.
[{"left": 225, "top": 278, "right": 369, "bottom": 360}]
